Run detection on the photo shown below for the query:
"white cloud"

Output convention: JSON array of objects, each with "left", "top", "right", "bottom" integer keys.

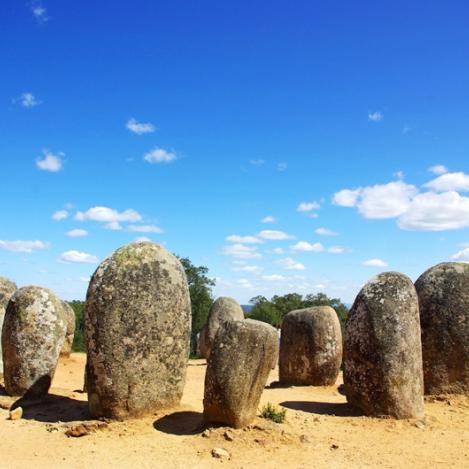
[
  {"left": 363, "top": 258, "right": 388, "bottom": 267},
  {"left": 237, "top": 278, "right": 254, "bottom": 289},
  {"left": 398, "top": 191, "right": 469, "bottom": 231},
  {"left": 428, "top": 165, "right": 448, "bottom": 175},
  {"left": 297, "top": 201, "right": 320, "bottom": 213},
  {"left": 59, "top": 250, "right": 99, "bottom": 264},
  {"left": 226, "top": 235, "right": 262, "bottom": 244},
  {"left": 277, "top": 257, "right": 306, "bottom": 271},
  {"left": 315, "top": 227, "right": 338, "bottom": 236},
  {"left": 36, "top": 150, "right": 64, "bottom": 172},
  {"left": 272, "top": 247, "right": 285, "bottom": 255},
  {"left": 134, "top": 236, "right": 151, "bottom": 243},
  {"left": 249, "top": 159, "right": 265, "bottom": 166},
  {"left": 424, "top": 172, "right": 469, "bottom": 192},
  {"left": 368, "top": 111, "right": 383, "bottom": 122},
  {"left": 261, "top": 215, "right": 276, "bottom": 223},
  {"left": 277, "top": 162, "right": 288, "bottom": 172},
  {"left": 128, "top": 224, "right": 163, "bottom": 233},
  {"left": 66, "top": 229, "right": 88, "bottom": 238},
  {"left": 75, "top": 206, "right": 142, "bottom": 223},
  {"left": 126, "top": 118, "right": 156, "bottom": 135},
  {"left": 52, "top": 210, "right": 69, "bottom": 221},
  {"left": 262, "top": 274, "right": 286, "bottom": 281},
  {"left": 105, "top": 222, "right": 123, "bottom": 231},
  {"left": 143, "top": 147, "right": 177, "bottom": 164},
  {"left": 257, "top": 230, "right": 294, "bottom": 241},
  {"left": 333, "top": 188, "right": 361, "bottom": 207},
  {"left": 20, "top": 92, "right": 41, "bottom": 108},
  {"left": 234, "top": 265, "right": 263, "bottom": 273},
  {"left": 0, "top": 240, "right": 48, "bottom": 253},
  {"left": 31, "top": 3, "right": 48, "bottom": 23},
  {"left": 222, "top": 244, "right": 261, "bottom": 259},
  {"left": 334, "top": 181, "right": 417, "bottom": 219},
  {"left": 328, "top": 246, "right": 346, "bottom": 254},
  {"left": 290, "top": 241, "right": 325, "bottom": 253},
  {"left": 451, "top": 248, "right": 469, "bottom": 262}
]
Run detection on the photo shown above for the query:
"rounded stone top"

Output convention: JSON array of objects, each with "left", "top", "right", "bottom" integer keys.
[
  {"left": 358, "top": 271, "right": 416, "bottom": 303},
  {"left": 8, "top": 286, "right": 64, "bottom": 316},
  {"left": 0, "top": 276, "right": 17, "bottom": 307},
  {"left": 415, "top": 262, "right": 469, "bottom": 297},
  {"left": 285, "top": 306, "right": 337, "bottom": 321}
]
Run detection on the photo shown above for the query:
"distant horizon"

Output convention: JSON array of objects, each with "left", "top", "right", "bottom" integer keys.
[{"left": 1, "top": 1, "right": 469, "bottom": 305}]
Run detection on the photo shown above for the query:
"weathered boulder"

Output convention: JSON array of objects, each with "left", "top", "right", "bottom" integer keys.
[
  {"left": 343, "top": 272, "right": 424, "bottom": 419},
  {"left": 60, "top": 301, "right": 76, "bottom": 358},
  {"left": 279, "top": 306, "right": 342, "bottom": 386},
  {"left": 415, "top": 262, "right": 469, "bottom": 395},
  {"left": 203, "top": 319, "right": 278, "bottom": 428},
  {"left": 0, "top": 276, "right": 17, "bottom": 375},
  {"left": 85, "top": 242, "right": 191, "bottom": 419},
  {"left": 2, "top": 286, "right": 67, "bottom": 397},
  {"left": 203, "top": 297, "right": 244, "bottom": 358}
]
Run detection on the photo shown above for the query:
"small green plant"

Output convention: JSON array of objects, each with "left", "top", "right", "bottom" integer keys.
[{"left": 260, "top": 402, "right": 287, "bottom": 423}]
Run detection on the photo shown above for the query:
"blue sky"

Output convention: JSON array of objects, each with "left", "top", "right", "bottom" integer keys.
[{"left": 1, "top": 1, "right": 469, "bottom": 303}]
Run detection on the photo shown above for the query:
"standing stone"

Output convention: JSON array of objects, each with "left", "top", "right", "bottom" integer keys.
[
  {"left": 0, "top": 276, "right": 17, "bottom": 376},
  {"left": 60, "top": 301, "right": 76, "bottom": 358},
  {"left": 415, "top": 262, "right": 469, "bottom": 395},
  {"left": 85, "top": 242, "right": 191, "bottom": 419},
  {"left": 2, "top": 286, "right": 67, "bottom": 397},
  {"left": 203, "top": 319, "right": 278, "bottom": 428},
  {"left": 343, "top": 272, "right": 424, "bottom": 419},
  {"left": 279, "top": 306, "right": 342, "bottom": 386},
  {"left": 203, "top": 297, "right": 244, "bottom": 358}
]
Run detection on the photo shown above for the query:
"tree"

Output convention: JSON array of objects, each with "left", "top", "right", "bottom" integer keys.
[
  {"left": 249, "top": 295, "right": 281, "bottom": 326},
  {"left": 177, "top": 256, "right": 215, "bottom": 355},
  {"left": 70, "top": 300, "right": 85, "bottom": 352}
]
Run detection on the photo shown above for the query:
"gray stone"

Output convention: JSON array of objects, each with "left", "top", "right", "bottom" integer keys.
[
  {"left": 415, "top": 262, "right": 469, "bottom": 395},
  {"left": 85, "top": 242, "right": 191, "bottom": 419},
  {"left": 203, "top": 319, "right": 278, "bottom": 428},
  {"left": 343, "top": 272, "right": 424, "bottom": 419},
  {"left": 0, "top": 276, "right": 17, "bottom": 375},
  {"left": 60, "top": 301, "right": 76, "bottom": 358},
  {"left": 279, "top": 306, "right": 342, "bottom": 386},
  {"left": 2, "top": 286, "right": 67, "bottom": 397},
  {"left": 203, "top": 297, "right": 244, "bottom": 358}
]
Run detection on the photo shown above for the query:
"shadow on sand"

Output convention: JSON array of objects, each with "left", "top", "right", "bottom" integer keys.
[
  {"left": 280, "top": 400, "right": 361, "bottom": 417},
  {"left": 10, "top": 393, "right": 91, "bottom": 423},
  {"left": 153, "top": 411, "right": 205, "bottom": 435}
]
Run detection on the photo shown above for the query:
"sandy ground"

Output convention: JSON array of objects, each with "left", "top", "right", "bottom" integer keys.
[{"left": 0, "top": 353, "right": 468, "bottom": 469}]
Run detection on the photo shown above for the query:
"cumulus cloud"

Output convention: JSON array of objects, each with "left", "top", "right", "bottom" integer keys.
[
  {"left": 126, "top": 118, "right": 155, "bottom": 135},
  {"left": 272, "top": 247, "right": 285, "bottom": 254},
  {"left": 315, "top": 227, "right": 338, "bottom": 236},
  {"left": 233, "top": 265, "right": 263, "bottom": 273},
  {"left": 257, "top": 230, "right": 294, "bottom": 241},
  {"left": 368, "top": 111, "right": 383, "bottom": 122},
  {"left": 222, "top": 244, "right": 261, "bottom": 259},
  {"left": 328, "top": 246, "right": 347, "bottom": 254},
  {"left": 277, "top": 162, "right": 288, "bottom": 172},
  {"left": 66, "top": 229, "right": 88, "bottom": 238},
  {"left": 59, "top": 250, "right": 99, "bottom": 264},
  {"left": 262, "top": 274, "right": 286, "bottom": 281},
  {"left": 452, "top": 248, "right": 469, "bottom": 262},
  {"left": 297, "top": 201, "right": 320, "bottom": 213},
  {"left": 333, "top": 181, "right": 418, "bottom": 219},
  {"left": 128, "top": 225, "right": 163, "bottom": 233},
  {"left": 398, "top": 191, "right": 469, "bottom": 231},
  {"left": 226, "top": 235, "right": 262, "bottom": 244},
  {"left": 290, "top": 241, "right": 325, "bottom": 253},
  {"left": 249, "top": 159, "right": 265, "bottom": 166},
  {"left": 428, "top": 165, "right": 449, "bottom": 175},
  {"left": 261, "top": 215, "right": 276, "bottom": 223},
  {"left": 0, "top": 240, "right": 48, "bottom": 253},
  {"left": 363, "top": 258, "right": 388, "bottom": 267},
  {"left": 36, "top": 150, "right": 64, "bottom": 172},
  {"left": 75, "top": 206, "right": 142, "bottom": 223},
  {"left": 20, "top": 92, "right": 41, "bottom": 108},
  {"left": 424, "top": 172, "right": 469, "bottom": 192},
  {"left": 105, "top": 222, "right": 123, "bottom": 231},
  {"left": 52, "top": 210, "right": 69, "bottom": 221},
  {"left": 277, "top": 257, "right": 306, "bottom": 271},
  {"left": 143, "top": 147, "right": 177, "bottom": 164},
  {"left": 237, "top": 278, "right": 254, "bottom": 289}
]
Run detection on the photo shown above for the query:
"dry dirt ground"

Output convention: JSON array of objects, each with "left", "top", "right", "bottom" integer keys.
[{"left": 0, "top": 353, "right": 468, "bottom": 469}]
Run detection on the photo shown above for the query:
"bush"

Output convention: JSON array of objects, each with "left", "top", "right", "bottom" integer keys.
[{"left": 260, "top": 403, "right": 287, "bottom": 423}]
